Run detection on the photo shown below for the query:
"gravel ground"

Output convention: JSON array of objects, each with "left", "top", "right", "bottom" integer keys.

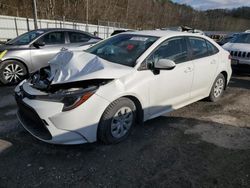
[{"left": 0, "top": 73, "right": 250, "bottom": 188}]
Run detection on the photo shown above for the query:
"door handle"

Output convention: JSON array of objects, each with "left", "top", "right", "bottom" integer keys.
[{"left": 184, "top": 67, "right": 192, "bottom": 73}]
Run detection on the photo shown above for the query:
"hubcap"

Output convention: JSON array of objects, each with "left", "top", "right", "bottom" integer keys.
[
  {"left": 111, "top": 107, "right": 133, "bottom": 139},
  {"left": 214, "top": 78, "right": 224, "bottom": 98},
  {"left": 3, "top": 64, "right": 24, "bottom": 83}
]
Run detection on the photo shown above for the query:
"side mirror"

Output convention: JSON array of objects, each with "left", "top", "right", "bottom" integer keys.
[
  {"left": 154, "top": 59, "right": 176, "bottom": 70},
  {"left": 33, "top": 40, "right": 45, "bottom": 48}
]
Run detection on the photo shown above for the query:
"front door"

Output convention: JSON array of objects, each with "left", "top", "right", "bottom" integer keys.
[
  {"left": 145, "top": 37, "right": 194, "bottom": 116},
  {"left": 30, "top": 31, "right": 66, "bottom": 70}
]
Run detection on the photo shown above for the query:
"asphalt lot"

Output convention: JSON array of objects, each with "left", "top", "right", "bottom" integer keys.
[{"left": 0, "top": 73, "right": 250, "bottom": 188}]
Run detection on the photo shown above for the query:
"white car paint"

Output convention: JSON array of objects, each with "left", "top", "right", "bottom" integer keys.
[
  {"left": 48, "top": 50, "right": 133, "bottom": 84},
  {"left": 223, "top": 42, "right": 250, "bottom": 66},
  {"left": 15, "top": 30, "right": 232, "bottom": 145}
]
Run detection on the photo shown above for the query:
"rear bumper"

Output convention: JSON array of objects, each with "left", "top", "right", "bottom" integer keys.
[
  {"left": 231, "top": 58, "right": 250, "bottom": 66},
  {"left": 231, "top": 63, "right": 250, "bottom": 73}
]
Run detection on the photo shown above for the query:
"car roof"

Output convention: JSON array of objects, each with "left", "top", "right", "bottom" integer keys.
[
  {"left": 29, "top": 28, "right": 101, "bottom": 39},
  {"left": 125, "top": 30, "right": 205, "bottom": 38}
]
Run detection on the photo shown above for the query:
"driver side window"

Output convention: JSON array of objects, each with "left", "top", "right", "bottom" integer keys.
[
  {"left": 148, "top": 37, "right": 188, "bottom": 64},
  {"left": 40, "top": 32, "right": 65, "bottom": 45}
]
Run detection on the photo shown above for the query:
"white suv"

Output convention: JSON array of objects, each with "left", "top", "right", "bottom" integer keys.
[
  {"left": 15, "top": 30, "right": 232, "bottom": 145},
  {"left": 223, "top": 32, "right": 250, "bottom": 67}
]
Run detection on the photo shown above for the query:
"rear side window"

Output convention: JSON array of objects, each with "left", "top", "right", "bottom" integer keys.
[
  {"left": 42, "top": 32, "right": 65, "bottom": 44},
  {"left": 149, "top": 37, "right": 188, "bottom": 64},
  {"left": 189, "top": 37, "right": 209, "bottom": 59},
  {"left": 206, "top": 41, "right": 219, "bottom": 55},
  {"left": 68, "top": 32, "right": 90, "bottom": 43}
]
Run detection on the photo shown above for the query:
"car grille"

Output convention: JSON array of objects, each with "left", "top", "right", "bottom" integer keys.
[
  {"left": 15, "top": 93, "right": 52, "bottom": 140},
  {"left": 230, "top": 50, "right": 250, "bottom": 59}
]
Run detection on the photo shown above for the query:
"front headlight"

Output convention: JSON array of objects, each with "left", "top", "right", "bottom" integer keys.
[{"left": 36, "top": 86, "right": 97, "bottom": 111}]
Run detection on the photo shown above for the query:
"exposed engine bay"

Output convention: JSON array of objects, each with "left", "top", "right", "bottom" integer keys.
[
  {"left": 29, "top": 66, "right": 112, "bottom": 93},
  {"left": 27, "top": 49, "right": 118, "bottom": 93}
]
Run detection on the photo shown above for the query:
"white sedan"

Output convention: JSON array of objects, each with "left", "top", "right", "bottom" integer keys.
[{"left": 15, "top": 30, "right": 232, "bottom": 145}]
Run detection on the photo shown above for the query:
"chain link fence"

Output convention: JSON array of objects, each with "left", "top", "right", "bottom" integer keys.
[{"left": 0, "top": 15, "right": 128, "bottom": 42}]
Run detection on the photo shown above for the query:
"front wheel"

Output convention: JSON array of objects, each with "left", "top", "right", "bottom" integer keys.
[
  {"left": 98, "top": 98, "right": 136, "bottom": 144},
  {"left": 0, "top": 60, "right": 28, "bottom": 85},
  {"left": 208, "top": 73, "right": 225, "bottom": 102}
]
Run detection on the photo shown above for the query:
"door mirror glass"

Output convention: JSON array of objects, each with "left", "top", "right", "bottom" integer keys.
[
  {"left": 154, "top": 59, "right": 176, "bottom": 70},
  {"left": 33, "top": 39, "right": 45, "bottom": 48}
]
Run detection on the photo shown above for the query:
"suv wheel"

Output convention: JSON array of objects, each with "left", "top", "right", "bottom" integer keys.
[
  {"left": 209, "top": 73, "right": 225, "bottom": 102},
  {"left": 98, "top": 97, "right": 136, "bottom": 144},
  {"left": 0, "top": 60, "right": 27, "bottom": 85}
]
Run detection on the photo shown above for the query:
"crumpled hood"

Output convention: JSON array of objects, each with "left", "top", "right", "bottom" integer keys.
[
  {"left": 48, "top": 50, "right": 133, "bottom": 85},
  {"left": 223, "top": 42, "right": 250, "bottom": 52}
]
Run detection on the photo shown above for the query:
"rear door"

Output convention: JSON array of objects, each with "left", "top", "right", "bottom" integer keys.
[
  {"left": 66, "top": 31, "right": 96, "bottom": 50},
  {"left": 30, "top": 31, "right": 66, "bottom": 70},
  {"left": 188, "top": 37, "right": 219, "bottom": 99}
]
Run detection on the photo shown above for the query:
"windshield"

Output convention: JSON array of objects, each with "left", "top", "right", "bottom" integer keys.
[
  {"left": 86, "top": 34, "right": 158, "bottom": 67},
  {"left": 6, "top": 30, "right": 45, "bottom": 45},
  {"left": 231, "top": 33, "right": 250, "bottom": 44}
]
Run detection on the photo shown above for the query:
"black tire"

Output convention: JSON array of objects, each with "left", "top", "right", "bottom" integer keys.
[
  {"left": 0, "top": 60, "right": 28, "bottom": 85},
  {"left": 98, "top": 97, "right": 136, "bottom": 144},
  {"left": 208, "top": 73, "right": 225, "bottom": 102}
]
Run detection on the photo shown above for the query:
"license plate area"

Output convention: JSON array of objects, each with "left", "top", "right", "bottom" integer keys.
[{"left": 231, "top": 59, "right": 239, "bottom": 65}]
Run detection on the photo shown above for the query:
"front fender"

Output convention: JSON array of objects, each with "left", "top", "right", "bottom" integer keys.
[{"left": 1, "top": 50, "right": 32, "bottom": 72}]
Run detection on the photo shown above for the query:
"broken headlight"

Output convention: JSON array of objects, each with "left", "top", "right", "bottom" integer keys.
[{"left": 36, "top": 86, "right": 97, "bottom": 111}]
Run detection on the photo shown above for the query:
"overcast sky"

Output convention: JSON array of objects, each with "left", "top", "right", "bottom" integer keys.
[{"left": 172, "top": 0, "right": 250, "bottom": 10}]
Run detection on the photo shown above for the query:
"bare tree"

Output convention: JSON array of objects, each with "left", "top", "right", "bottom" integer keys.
[{"left": 0, "top": 0, "right": 250, "bottom": 31}]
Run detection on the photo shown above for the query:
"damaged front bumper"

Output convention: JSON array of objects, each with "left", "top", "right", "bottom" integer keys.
[
  {"left": 15, "top": 81, "right": 110, "bottom": 145},
  {"left": 14, "top": 50, "right": 131, "bottom": 145}
]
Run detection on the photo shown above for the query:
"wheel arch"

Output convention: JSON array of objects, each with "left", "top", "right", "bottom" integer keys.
[
  {"left": 123, "top": 95, "right": 144, "bottom": 126},
  {"left": 1, "top": 58, "right": 29, "bottom": 74},
  {"left": 220, "top": 71, "right": 228, "bottom": 90}
]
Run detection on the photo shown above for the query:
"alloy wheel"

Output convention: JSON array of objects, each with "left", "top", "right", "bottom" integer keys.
[{"left": 3, "top": 63, "right": 25, "bottom": 83}]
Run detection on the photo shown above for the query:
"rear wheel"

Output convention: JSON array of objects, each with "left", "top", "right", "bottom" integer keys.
[
  {"left": 0, "top": 60, "right": 28, "bottom": 85},
  {"left": 208, "top": 73, "right": 225, "bottom": 102},
  {"left": 98, "top": 97, "right": 136, "bottom": 144}
]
